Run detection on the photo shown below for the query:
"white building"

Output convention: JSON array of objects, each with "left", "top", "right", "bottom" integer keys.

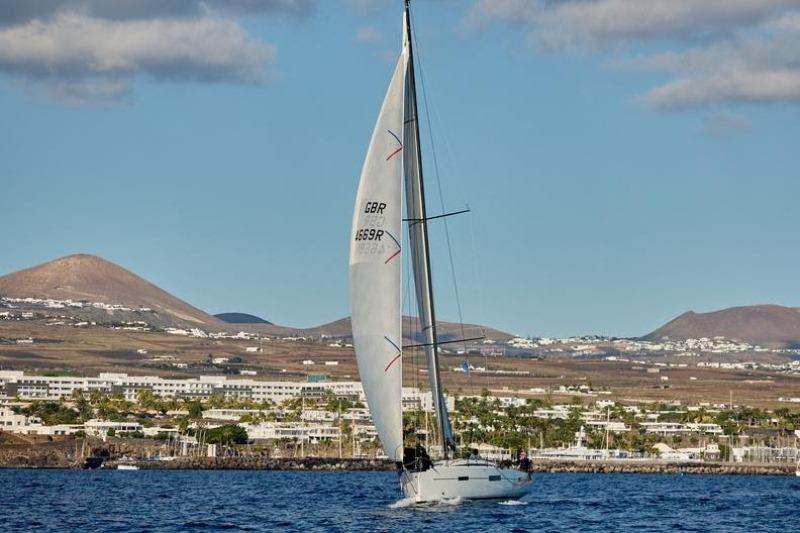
[
  {"left": 244, "top": 422, "right": 341, "bottom": 442},
  {"left": 0, "top": 405, "right": 42, "bottom": 433},
  {"left": 84, "top": 419, "right": 143, "bottom": 437},
  {"left": 0, "top": 371, "right": 366, "bottom": 405},
  {"left": 652, "top": 443, "right": 692, "bottom": 462}
]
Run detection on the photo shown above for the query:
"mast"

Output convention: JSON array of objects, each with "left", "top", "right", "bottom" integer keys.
[{"left": 403, "top": 0, "right": 456, "bottom": 458}]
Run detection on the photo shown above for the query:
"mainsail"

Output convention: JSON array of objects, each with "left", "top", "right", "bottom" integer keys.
[
  {"left": 349, "top": 49, "right": 407, "bottom": 462},
  {"left": 401, "top": 8, "right": 457, "bottom": 456}
]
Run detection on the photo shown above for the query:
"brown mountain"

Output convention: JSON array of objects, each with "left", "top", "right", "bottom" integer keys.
[
  {"left": 215, "top": 312, "right": 273, "bottom": 325},
  {"left": 0, "top": 254, "right": 515, "bottom": 341},
  {"left": 305, "top": 316, "right": 515, "bottom": 344},
  {"left": 0, "top": 254, "right": 224, "bottom": 328},
  {"left": 642, "top": 304, "right": 800, "bottom": 347}
]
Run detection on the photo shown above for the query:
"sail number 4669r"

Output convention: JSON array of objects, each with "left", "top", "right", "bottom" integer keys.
[{"left": 354, "top": 228, "right": 384, "bottom": 241}]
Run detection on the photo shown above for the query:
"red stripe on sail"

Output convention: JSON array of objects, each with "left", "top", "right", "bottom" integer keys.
[
  {"left": 384, "top": 352, "right": 402, "bottom": 372},
  {"left": 386, "top": 147, "right": 403, "bottom": 161}
]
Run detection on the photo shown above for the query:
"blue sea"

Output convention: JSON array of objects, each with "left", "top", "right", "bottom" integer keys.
[{"left": 1, "top": 470, "right": 798, "bottom": 532}]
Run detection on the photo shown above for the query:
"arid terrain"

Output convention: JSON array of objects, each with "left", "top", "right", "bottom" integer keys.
[
  {"left": 2, "top": 319, "right": 799, "bottom": 411},
  {"left": 2, "top": 253, "right": 800, "bottom": 412},
  {"left": 644, "top": 304, "right": 800, "bottom": 347}
]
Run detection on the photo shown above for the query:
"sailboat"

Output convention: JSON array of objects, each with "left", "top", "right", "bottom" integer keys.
[{"left": 349, "top": 0, "right": 533, "bottom": 503}]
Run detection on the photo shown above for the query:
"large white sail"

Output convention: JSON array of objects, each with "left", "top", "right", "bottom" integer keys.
[
  {"left": 349, "top": 50, "right": 407, "bottom": 462},
  {"left": 351, "top": 3, "right": 534, "bottom": 502}
]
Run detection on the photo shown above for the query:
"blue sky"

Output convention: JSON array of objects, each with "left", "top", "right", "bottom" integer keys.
[{"left": 1, "top": 1, "right": 799, "bottom": 337}]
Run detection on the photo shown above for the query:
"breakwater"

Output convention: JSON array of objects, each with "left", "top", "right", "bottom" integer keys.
[
  {"left": 528, "top": 459, "right": 796, "bottom": 476},
  {"left": 112, "top": 457, "right": 393, "bottom": 471},
  {"left": 1, "top": 441, "right": 796, "bottom": 475},
  {"left": 134, "top": 457, "right": 791, "bottom": 476}
]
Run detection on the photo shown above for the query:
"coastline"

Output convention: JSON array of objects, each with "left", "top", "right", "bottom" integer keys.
[{"left": 1, "top": 454, "right": 796, "bottom": 476}]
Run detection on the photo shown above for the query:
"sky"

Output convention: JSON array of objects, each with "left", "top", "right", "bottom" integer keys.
[{"left": 1, "top": 0, "right": 799, "bottom": 338}]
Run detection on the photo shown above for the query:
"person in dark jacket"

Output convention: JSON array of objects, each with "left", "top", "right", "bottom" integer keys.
[
  {"left": 401, "top": 444, "right": 433, "bottom": 472},
  {"left": 517, "top": 451, "right": 531, "bottom": 472}
]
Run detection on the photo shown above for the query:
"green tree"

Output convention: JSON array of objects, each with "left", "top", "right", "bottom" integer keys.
[
  {"left": 71, "top": 391, "right": 94, "bottom": 421},
  {"left": 186, "top": 400, "right": 204, "bottom": 420},
  {"left": 204, "top": 424, "right": 248, "bottom": 445}
]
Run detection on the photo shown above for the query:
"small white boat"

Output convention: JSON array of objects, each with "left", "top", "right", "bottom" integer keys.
[
  {"left": 349, "top": 0, "right": 533, "bottom": 504},
  {"left": 116, "top": 464, "right": 140, "bottom": 471}
]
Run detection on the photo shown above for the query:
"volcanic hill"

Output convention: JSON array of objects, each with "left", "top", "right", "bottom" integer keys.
[
  {"left": 215, "top": 312, "right": 273, "bottom": 325},
  {"left": 0, "top": 254, "right": 224, "bottom": 329},
  {"left": 642, "top": 304, "right": 800, "bottom": 347},
  {"left": 306, "top": 316, "right": 515, "bottom": 345},
  {"left": 0, "top": 254, "right": 516, "bottom": 341}
]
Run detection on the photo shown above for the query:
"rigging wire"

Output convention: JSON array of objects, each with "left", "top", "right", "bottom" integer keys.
[
  {"left": 410, "top": 16, "right": 470, "bottom": 362},
  {"left": 409, "top": 7, "right": 496, "bottom": 393},
  {"left": 402, "top": 221, "right": 420, "bottom": 443}
]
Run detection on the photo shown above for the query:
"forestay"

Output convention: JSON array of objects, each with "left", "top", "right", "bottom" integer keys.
[{"left": 349, "top": 48, "right": 407, "bottom": 462}]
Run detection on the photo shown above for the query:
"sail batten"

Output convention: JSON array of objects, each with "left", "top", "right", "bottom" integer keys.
[{"left": 349, "top": 50, "right": 407, "bottom": 462}]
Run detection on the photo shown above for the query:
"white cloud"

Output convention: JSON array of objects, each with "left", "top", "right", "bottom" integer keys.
[
  {"left": 0, "top": 0, "right": 315, "bottom": 26},
  {"left": 0, "top": 0, "right": 307, "bottom": 104},
  {"left": 466, "top": 0, "right": 797, "bottom": 45},
  {"left": 42, "top": 79, "right": 130, "bottom": 106},
  {"left": 355, "top": 26, "right": 382, "bottom": 44},
  {"left": 0, "top": 13, "right": 274, "bottom": 81},
  {"left": 465, "top": 0, "right": 800, "bottom": 109},
  {"left": 347, "top": 0, "right": 391, "bottom": 17},
  {"left": 702, "top": 111, "right": 750, "bottom": 138},
  {"left": 618, "top": 13, "right": 800, "bottom": 109}
]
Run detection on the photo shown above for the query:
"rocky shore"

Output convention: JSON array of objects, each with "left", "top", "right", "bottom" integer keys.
[
  {"left": 2, "top": 447, "right": 796, "bottom": 476},
  {"left": 110, "top": 456, "right": 394, "bottom": 471},
  {"left": 0, "top": 440, "right": 76, "bottom": 469},
  {"left": 1, "top": 435, "right": 795, "bottom": 475},
  {"left": 528, "top": 459, "right": 796, "bottom": 476}
]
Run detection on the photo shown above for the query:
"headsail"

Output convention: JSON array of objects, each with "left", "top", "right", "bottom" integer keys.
[{"left": 349, "top": 49, "right": 407, "bottom": 462}]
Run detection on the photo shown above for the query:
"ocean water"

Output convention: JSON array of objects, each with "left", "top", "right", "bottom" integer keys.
[{"left": 1, "top": 470, "right": 798, "bottom": 532}]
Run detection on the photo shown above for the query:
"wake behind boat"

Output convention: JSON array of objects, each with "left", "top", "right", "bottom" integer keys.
[{"left": 349, "top": 0, "right": 533, "bottom": 504}]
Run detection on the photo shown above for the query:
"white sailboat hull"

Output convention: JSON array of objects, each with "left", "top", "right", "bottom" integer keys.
[{"left": 400, "top": 459, "right": 533, "bottom": 503}]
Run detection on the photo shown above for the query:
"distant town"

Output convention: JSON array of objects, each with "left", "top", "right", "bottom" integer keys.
[
  {"left": 2, "top": 369, "right": 799, "bottom": 470},
  {"left": 2, "top": 284, "right": 800, "bottom": 473},
  {"left": 5, "top": 297, "right": 800, "bottom": 376}
]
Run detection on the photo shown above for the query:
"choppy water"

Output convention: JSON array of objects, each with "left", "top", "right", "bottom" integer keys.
[{"left": 1, "top": 470, "right": 799, "bottom": 532}]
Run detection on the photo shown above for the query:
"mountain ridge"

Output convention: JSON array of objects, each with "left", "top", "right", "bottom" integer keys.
[
  {"left": 642, "top": 304, "right": 800, "bottom": 347},
  {"left": 215, "top": 312, "right": 273, "bottom": 325},
  {"left": 0, "top": 254, "right": 514, "bottom": 341},
  {"left": 0, "top": 254, "right": 225, "bottom": 329}
]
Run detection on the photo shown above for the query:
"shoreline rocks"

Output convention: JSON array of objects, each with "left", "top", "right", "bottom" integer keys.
[
  {"left": 3, "top": 455, "right": 796, "bottom": 476},
  {"left": 1, "top": 441, "right": 796, "bottom": 476},
  {"left": 528, "top": 459, "right": 795, "bottom": 476},
  {"left": 120, "top": 457, "right": 394, "bottom": 471}
]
